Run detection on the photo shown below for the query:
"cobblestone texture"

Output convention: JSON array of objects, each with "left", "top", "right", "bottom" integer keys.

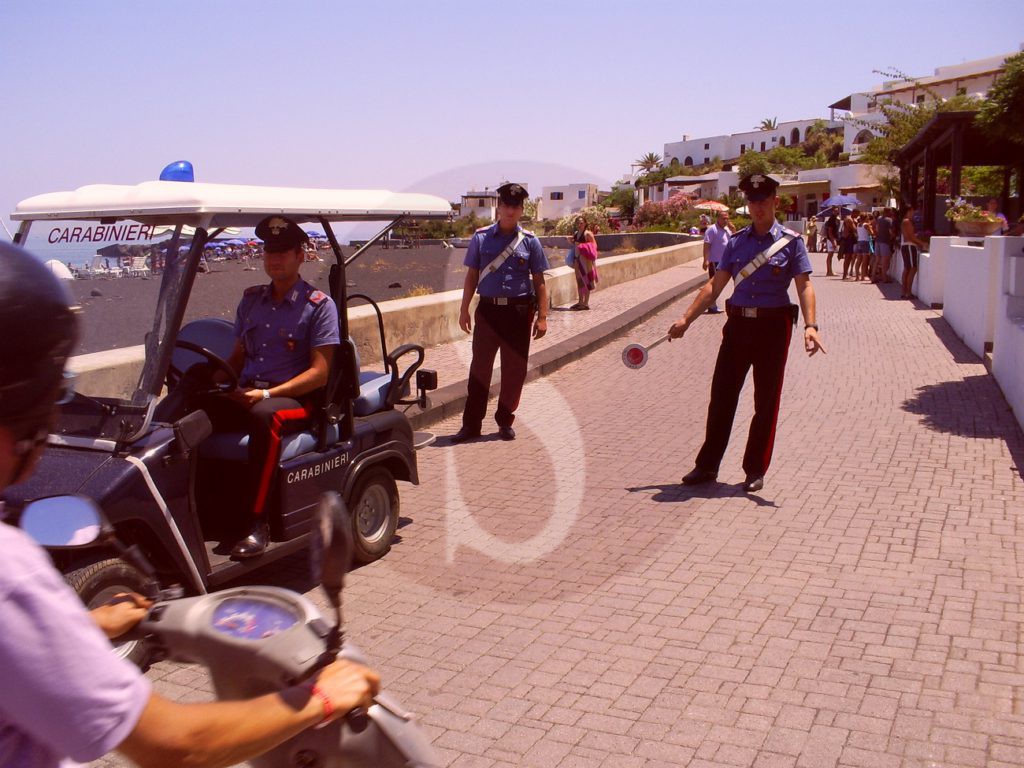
[{"left": 93, "top": 255, "right": 1024, "bottom": 767}]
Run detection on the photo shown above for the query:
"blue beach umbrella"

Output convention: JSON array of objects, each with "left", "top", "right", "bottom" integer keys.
[{"left": 820, "top": 194, "right": 861, "bottom": 209}]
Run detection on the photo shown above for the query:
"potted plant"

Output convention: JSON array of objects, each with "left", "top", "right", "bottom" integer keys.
[{"left": 944, "top": 197, "right": 1002, "bottom": 236}]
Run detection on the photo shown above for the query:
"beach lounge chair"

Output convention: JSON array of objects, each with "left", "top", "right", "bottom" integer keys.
[
  {"left": 128, "top": 255, "right": 151, "bottom": 277},
  {"left": 88, "top": 254, "right": 119, "bottom": 277}
]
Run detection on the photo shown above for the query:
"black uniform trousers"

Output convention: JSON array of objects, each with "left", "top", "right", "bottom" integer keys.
[
  {"left": 201, "top": 395, "right": 312, "bottom": 519},
  {"left": 463, "top": 300, "right": 535, "bottom": 430},
  {"left": 695, "top": 314, "right": 793, "bottom": 478}
]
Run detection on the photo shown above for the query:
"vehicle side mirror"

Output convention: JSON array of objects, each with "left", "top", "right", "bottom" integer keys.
[
  {"left": 173, "top": 410, "right": 213, "bottom": 455},
  {"left": 20, "top": 495, "right": 105, "bottom": 548}
]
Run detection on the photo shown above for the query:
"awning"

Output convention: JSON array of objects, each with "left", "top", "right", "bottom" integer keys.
[
  {"left": 838, "top": 184, "right": 882, "bottom": 193},
  {"left": 778, "top": 180, "right": 830, "bottom": 195}
]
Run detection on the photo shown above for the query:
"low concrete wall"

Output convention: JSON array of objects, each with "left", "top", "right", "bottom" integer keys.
[
  {"left": 887, "top": 240, "right": 949, "bottom": 309},
  {"left": 941, "top": 237, "right": 1002, "bottom": 358},
  {"left": 71, "top": 242, "right": 701, "bottom": 399},
  {"left": 916, "top": 247, "right": 947, "bottom": 308},
  {"left": 991, "top": 237, "right": 1024, "bottom": 432}
]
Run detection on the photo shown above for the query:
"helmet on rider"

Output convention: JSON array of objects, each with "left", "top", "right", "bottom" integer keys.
[{"left": 0, "top": 241, "right": 79, "bottom": 477}]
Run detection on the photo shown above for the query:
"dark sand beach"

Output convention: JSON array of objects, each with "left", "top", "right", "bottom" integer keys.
[{"left": 69, "top": 244, "right": 562, "bottom": 354}]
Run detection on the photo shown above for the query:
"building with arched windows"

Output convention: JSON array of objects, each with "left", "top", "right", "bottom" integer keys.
[
  {"left": 662, "top": 119, "right": 840, "bottom": 171},
  {"left": 829, "top": 44, "right": 1022, "bottom": 158}
]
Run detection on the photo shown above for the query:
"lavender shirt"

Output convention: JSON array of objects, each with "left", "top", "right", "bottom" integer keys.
[
  {"left": 0, "top": 522, "right": 151, "bottom": 768},
  {"left": 703, "top": 223, "right": 731, "bottom": 264}
]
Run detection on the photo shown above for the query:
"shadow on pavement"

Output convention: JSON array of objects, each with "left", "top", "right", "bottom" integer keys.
[
  {"left": 626, "top": 482, "right": 778, "bottom": 508},
  {"left": 924, "top": 317, "right": 983, "bottom": 365},
  {"left": 902, "top": 375, "right": 1024, "bottom": 479},
  {"left": 429, "top": 432, "right": 508, "bottom": 447}
]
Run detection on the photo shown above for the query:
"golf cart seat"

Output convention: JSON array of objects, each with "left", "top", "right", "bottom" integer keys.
[{"left": 172, "top": 315, "right": 397, "bottom": 462}]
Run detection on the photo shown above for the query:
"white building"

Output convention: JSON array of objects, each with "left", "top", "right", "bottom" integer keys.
[
  {"left": 637, "top": 165, "right": 891, "bottom": 219},
  {"left": 459, "top": 189, "right": 498, "bottom": 222},
  {"left": 537, "top": 183, "right": 599, "bottom": 221},
  {"left": 639, "top": 172, "right": 740, "bottom": 205},
  {"left": 829, "top": 44, "right": 1023, "bottom": 157},
  {"left": 781, "top": 164, "right": 892, "bottom": 218},
  {"left": 662, "top": 118, "right": 841, "bottom": 168}
]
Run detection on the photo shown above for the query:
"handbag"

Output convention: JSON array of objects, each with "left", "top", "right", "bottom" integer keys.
[{"left": 565, "top": 246, "right": 576, "bottom": 267}]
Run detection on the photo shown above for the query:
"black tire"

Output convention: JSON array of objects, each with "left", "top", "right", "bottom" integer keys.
[
  {"left": 65, "top": 558, "right": 152, "bottom": 669},
  {"left": 348, "top": 466, "right": 399, "bottom": 564}
]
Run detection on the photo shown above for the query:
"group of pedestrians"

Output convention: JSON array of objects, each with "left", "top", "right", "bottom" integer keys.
[{"left": 806, "top": 206, "right": 928, "bottom": 299}]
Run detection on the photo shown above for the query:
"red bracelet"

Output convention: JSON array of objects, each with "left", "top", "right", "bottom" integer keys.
[{"left": 308, "top": 683, "right": 334, "bottom": 727}]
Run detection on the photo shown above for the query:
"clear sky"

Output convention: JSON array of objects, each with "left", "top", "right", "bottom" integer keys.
[{"left": 1, "top": 0, "right": 1021, "bottom": 236}]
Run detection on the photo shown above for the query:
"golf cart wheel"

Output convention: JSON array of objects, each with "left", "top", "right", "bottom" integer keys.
[
  {"left": 66, "top": 558, "right": 152, "bottom": 669},
  {"left": 349, "top": 466, "right": 399, "bottom": 564}
]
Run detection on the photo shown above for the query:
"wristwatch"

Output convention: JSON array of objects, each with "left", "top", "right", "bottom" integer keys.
[
  {"left": 261, "top": 389, "right": 271, "bottom": 400},
  {"left": 805, "top": 324, "right": 819, "bottom": 331}
]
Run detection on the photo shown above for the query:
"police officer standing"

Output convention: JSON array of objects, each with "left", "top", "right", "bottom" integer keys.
[
  {"left": 208, "top": 216, "right": 340, "bottom": 557},
  {"left": 451, "top": 183, "right": 549, "bottom": 442},
  {"left": 669, "top": 173, "right": 826, "bottom": 493}
]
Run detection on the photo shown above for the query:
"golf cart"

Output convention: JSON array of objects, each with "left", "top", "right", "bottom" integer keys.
[{"left": 3, "top": 180, "right": 449, "bottom": 664}]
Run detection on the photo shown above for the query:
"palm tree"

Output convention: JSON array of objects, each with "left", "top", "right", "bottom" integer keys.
[
  {"left": 758, "top": 117, "right": 778, "bottom": 131},
  {"left": 635, "top": 152, "right": 662, "bottom": 173}
]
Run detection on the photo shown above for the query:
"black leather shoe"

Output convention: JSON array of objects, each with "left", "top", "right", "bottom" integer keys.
[
  {"left": 498, "top": 426, "right": 516, "bottom": 441},
  {"left": 450, "top": 427, "right": 482, "bottom": 444},
  {"left": 743, "top": 475, "right": 765, "bottom": 493},
  {"left": 681, "top": 467, "right": 717, "bottom": 486},
  {"left": 231, "top": 524, "right": 269, "bottom": 559}
]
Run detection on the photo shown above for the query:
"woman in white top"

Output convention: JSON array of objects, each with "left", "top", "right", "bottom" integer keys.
[{"left": 854, "top": 213, "right": 872, "bottom": 282}]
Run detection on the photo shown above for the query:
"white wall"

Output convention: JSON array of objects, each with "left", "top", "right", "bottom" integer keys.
[
  {"left": 538, "top": 184, "right": 598, "bottom": 221},
  {"left": 936, "top": 237, "right": 1003, "bottom": 358},
  {"left": 992, "top": 237, "right": 1024, "bottom": 433},
  {"left": 663, "top": 119, "right": 840, "bottom": 167},
  {"left": 460, "top": 196, "right": 496, "bottom": 222}
]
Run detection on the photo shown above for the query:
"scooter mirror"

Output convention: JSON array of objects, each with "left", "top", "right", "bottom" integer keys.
[
  {"left": 20, "top": 495, "right": 104, "bottom": 548},
  {"left": 312, "top": 492, "right": 353, "bottom": 608}
]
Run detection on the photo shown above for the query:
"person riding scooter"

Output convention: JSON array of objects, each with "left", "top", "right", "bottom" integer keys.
[{"left": 0, "top": 240, "right": 376, "bottom": 768}]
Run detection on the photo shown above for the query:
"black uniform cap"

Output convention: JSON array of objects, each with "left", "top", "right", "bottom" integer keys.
[
  {"left": 738, "top": 173, "right": 780, "bottom": 202},
  {"left": 496, "top": 182, "right": 529, "bottom": 206},
  {"left": 255, "top": 216, "right": 309, "bottom": 250}
]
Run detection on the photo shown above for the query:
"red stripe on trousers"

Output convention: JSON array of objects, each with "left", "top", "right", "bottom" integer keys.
[
  {"left": 251, "top": 406, "right": 310, "bottom": 518},
  {"left": 760, "top": 321, "right": 793, "bottom": 473}
]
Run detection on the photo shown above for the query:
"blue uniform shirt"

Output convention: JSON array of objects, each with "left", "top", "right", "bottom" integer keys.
[
  {"left": 464, "top": 224, "right": 549, "bottom": 298},
  {"left": 234, "top": 278, "right": 340, "bottom": 386},
  {"left": 718, "top": 221, "right": 813, "bottom": 308}
]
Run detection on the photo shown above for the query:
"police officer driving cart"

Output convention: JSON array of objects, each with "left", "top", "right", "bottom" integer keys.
[
  {"left": 203, "top": 215, "right": 340, "bottom": 558},
  {"left": 669, "top": 172, "right": 826, "bottom": 493},
  {"left": 451, "top": 182, "right": 549, "bottom": 443}
]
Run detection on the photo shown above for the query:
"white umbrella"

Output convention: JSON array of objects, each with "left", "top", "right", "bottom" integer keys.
[
  {"left": 44, "top": 259, "right": 75, "bottom": 280},
  {"left": 734, "top": 205, "right": 749, "bottom": 215}
]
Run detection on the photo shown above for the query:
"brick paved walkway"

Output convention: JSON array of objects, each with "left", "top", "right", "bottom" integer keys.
[{"left": 97, "top": 255, "right": 1024, "bottom": 767}]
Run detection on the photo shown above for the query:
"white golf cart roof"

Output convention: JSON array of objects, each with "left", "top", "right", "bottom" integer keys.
[{"left": 12, "top": 180, "right": 453, "bottom": 226}]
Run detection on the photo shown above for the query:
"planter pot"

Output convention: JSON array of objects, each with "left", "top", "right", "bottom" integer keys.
[{"left": 954, "top": 219, "right": 1001, "bottom": 237}]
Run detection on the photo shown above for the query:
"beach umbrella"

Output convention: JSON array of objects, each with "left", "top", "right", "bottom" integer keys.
[
  {"left": 820, "top": 194, "right": 860, "bottom": 209},
  {"left": 694, "top": 200, "right": 729, "bottom": 212},
  {"left": 819, "top": 205, "right": 852, "bottom": 217},
  {"left": 734, "top": 205, "right": 749, "bottom": 215},
  {"left": 44, "top": 259, "right": 75, "bottom": 280}
]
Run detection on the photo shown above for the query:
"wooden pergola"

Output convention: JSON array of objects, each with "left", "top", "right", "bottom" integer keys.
[{"left": 894, "top": 111, "right": 1024, "bottom": 234}]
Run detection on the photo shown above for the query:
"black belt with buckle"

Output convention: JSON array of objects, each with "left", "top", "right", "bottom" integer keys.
[
  {"left": 479, "top": 296, "right": 535, "bottom": 306},
  {"left": 725, "top": 302, "right": 798, "bottom": 323}
]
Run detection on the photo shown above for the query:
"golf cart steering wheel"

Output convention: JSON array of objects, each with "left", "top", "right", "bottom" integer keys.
[{"left": 168, "top": 340, "right": 238, "bottom": 392}]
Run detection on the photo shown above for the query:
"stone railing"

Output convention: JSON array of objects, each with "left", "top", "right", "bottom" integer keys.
[{"left": 70, "top": 241, "right": 701, "bottom": 399}]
